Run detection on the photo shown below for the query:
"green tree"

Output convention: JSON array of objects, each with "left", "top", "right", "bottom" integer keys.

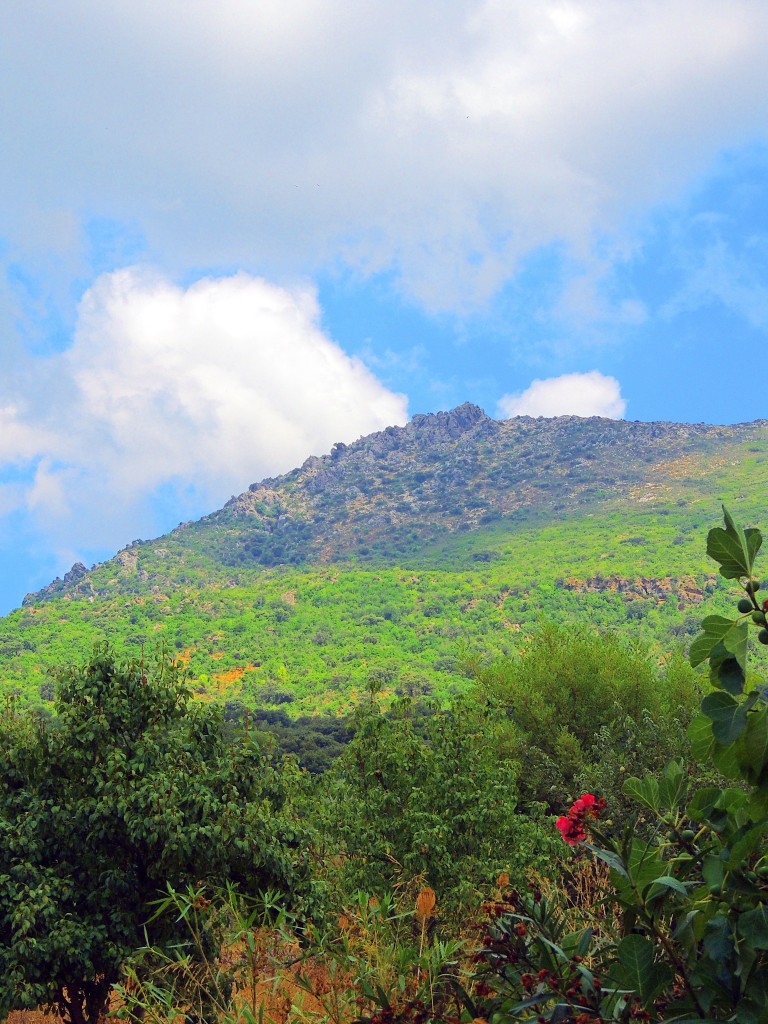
[
  {"left": 310, "top": 690, "right": 559, "bottom": 912},
  {"left": 0, "top": 646, "right": 311, "bottom": 1024},
  {"left": 471, "top": 626, "right": 701, "bottom": 810}
]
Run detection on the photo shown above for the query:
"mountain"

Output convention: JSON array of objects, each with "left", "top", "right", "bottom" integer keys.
[{"left": 5, "top": 406, "right": 768, "bottom": 712}]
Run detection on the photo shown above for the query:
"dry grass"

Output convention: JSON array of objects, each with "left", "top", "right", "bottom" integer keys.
[
  {"left": 2, "top": 878, "right": 549, "bottom": 1024},
  {"left": 528, "top": 853, "right": 623, "bottom": 963},
  {"left": 4, "top": 1013, "right": 62, "bottom": 1024}
]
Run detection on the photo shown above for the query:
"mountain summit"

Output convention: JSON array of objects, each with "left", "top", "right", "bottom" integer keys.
[{"left": 25, "top": 407, "right": 768, "bottom": 605}]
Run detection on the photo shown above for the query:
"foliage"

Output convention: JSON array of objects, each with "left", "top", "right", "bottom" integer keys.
[
  {"left": 307, "top": 691, "right": 561, "bottom": 914},
  {"left": 223, "top": 701, "right": 355, "bottom": 773},
  {"left": 471, "top": 627, "right": 702, "bottom": 811},
  {"left": 0, "top": 646, "right": 313, "bottom": 1024},
  {"left": 464, "top": 885, "right": 609, "bottom": 1022},
  {"left": 0, "top": 553, "right": 725, "bottom": 716},
  {"left": 4, "top": 420, "right": 768, "bottom": 714},
  {"left": 117, "top": 883, "right": 467, "bottom": 1024},
  {"left": 5, "top": 503, "right": 766, "bottom": 1023},
  {"left": 444, "top": 507, "right": 768, "bottom": 1022}
]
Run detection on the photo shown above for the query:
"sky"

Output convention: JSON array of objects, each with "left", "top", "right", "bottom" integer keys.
[{"left": 2, "top": 0, "right": 768, "bottom": 614}]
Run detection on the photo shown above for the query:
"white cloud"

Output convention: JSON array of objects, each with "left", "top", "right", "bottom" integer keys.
[
  {"left": 1, "top": 2, "right": 767, "bottom": 311},
  {"left": 498, "top": 371, "right": 626, "bottom": 419},
  {"left": 0, "top": 406, "right": 59, "bottom": 463},
  {"left": 0, "top": 269, "right": 407, "bottom": 552}
]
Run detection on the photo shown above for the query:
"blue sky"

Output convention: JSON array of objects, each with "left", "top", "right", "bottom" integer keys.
[{"left": 2, "top": 1, "right": 768, "bottom": 614}]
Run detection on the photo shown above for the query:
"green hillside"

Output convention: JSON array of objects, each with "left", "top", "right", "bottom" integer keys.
[{"left": 3, "top": 407, "right": 768, "bottom": 711}]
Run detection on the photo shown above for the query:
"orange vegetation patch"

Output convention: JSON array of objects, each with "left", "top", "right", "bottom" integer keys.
[{"left": 213, "top": 665, "right": 251, "bottom": 685}]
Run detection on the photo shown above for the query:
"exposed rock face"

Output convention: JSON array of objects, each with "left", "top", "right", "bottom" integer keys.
[
  {"left": 406, "top": 402, "right": 494, "bottom": 440},
  {"left": 23, "top": 562, "right": 91, "bottom": 605},
  {"left": 558, "top": 574, "right": 719, "bottom": 608}
]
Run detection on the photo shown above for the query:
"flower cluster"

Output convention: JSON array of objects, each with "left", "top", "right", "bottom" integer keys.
[{"left": 555, "top": 793, "right": 607, "bottom": 845}]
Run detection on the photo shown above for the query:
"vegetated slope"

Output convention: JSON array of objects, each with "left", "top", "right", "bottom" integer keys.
[{"left": 4, "top": 406, "right": 768, "bottom": 712}]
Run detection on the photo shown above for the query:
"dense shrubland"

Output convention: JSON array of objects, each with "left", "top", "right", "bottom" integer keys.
[
  {"left": 305, "top": 692, "right": 561, "bottom": 912},
  {"left": 1, "top": 508, "right": 767, "bottom": 1022},
  {"left": 0, "top": 556, "right": 715, "bottom": 716},
  {"left": 0, "top": 487, "right": 752, "bottom": 715}
]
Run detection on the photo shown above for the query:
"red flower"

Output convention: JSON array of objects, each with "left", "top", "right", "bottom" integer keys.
[
  {"left": 556, "top": 815, "right": 586, "bottom": 845},
  {"left": 555, "top": 793, "right": 606, "bottom": 845}
]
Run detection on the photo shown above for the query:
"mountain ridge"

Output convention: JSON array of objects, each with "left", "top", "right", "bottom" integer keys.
[{"left": 25, "top": 405, "right": 768, "bottom": 606}]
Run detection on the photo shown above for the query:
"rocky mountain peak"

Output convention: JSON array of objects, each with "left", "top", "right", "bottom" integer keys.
[{"left": 408, "top": 402, "right": 492, "bottom": 438}]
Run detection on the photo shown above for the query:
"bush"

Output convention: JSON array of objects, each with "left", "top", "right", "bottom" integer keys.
[{"left": 455, "top": 508, "right": 768, "bottom": 1022}]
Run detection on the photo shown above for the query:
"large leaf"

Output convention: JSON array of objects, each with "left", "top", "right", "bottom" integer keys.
[
  {"left": 701, "top": 691, "right": 748, "bottom": 745},
  {"left": 659, "top": 760, "right": 687, "bottom": 810},
  {"left": 583, "top": 843, "right": 629, "bottom": 880},
  {"left": 688, "top": 715, "right": 716, "bottom": 762},
  {"left": 688, "top": 786, "right": 746, "bottom": 830},
  {"left": 702, "top": 856, "right": 725, "bottom": 892},
  {"left": 644, "top": 874, "right": 690, "bottom": 904},
  {"left": 686, "top": 786, "right": 722, "bottom": 822},
  {"left": 711, "top": 738, "right": 743, "bottom": 780},
  {"left": 612, "top": 841, "right": 667, "bottom": 907},
  {"left": 707, "top": 506, "right": 762, "bottom": 580},
  {"left": 739, "top": 906, "right": 768, "bottom": 950},
  {"left": 725, "top": 823, "right": 766, "bottom": 868},
  {"left": 743, "top": 707, "right": 768, "bottom": 779},
  {"left": 622, "top": 775, "right": 660, "bottom": 812},
  {"left": 711, "top": 656, "right": 746, "bottom": 696},
  {"left": 614, "top": 934, "right": 672, "bottom": 1002},
  {"left": 702, "top": 915, "right": 734, "bottom": 989},
  {"left": 690, "top": 617, "right": 748, "bottom": 670}
]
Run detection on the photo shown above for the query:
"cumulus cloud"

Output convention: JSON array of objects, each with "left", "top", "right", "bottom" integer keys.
[
  {"left": 1, "top": 2, "right": 767, "bottom": 311},
  {"left": 0, "top": 270, "right": 407, "bottom": 553},
  {"left": 498, "top": 371, "right": 626, "bottom": 419}
]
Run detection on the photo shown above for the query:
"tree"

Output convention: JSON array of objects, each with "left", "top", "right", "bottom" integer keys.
[
  {"left": 0, "top": 645, "right": 312, "bottom": 1024},
  {"left": 471, "top": 625, "right": 702, "bottom": 810},
  {"left": 310, "top": 690, "right": 559, "bottom": 911}
]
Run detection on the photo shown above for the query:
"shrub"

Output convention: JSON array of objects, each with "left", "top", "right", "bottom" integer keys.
[{"left": 308, "top": 693, "right": 560, "bottom": 914}]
